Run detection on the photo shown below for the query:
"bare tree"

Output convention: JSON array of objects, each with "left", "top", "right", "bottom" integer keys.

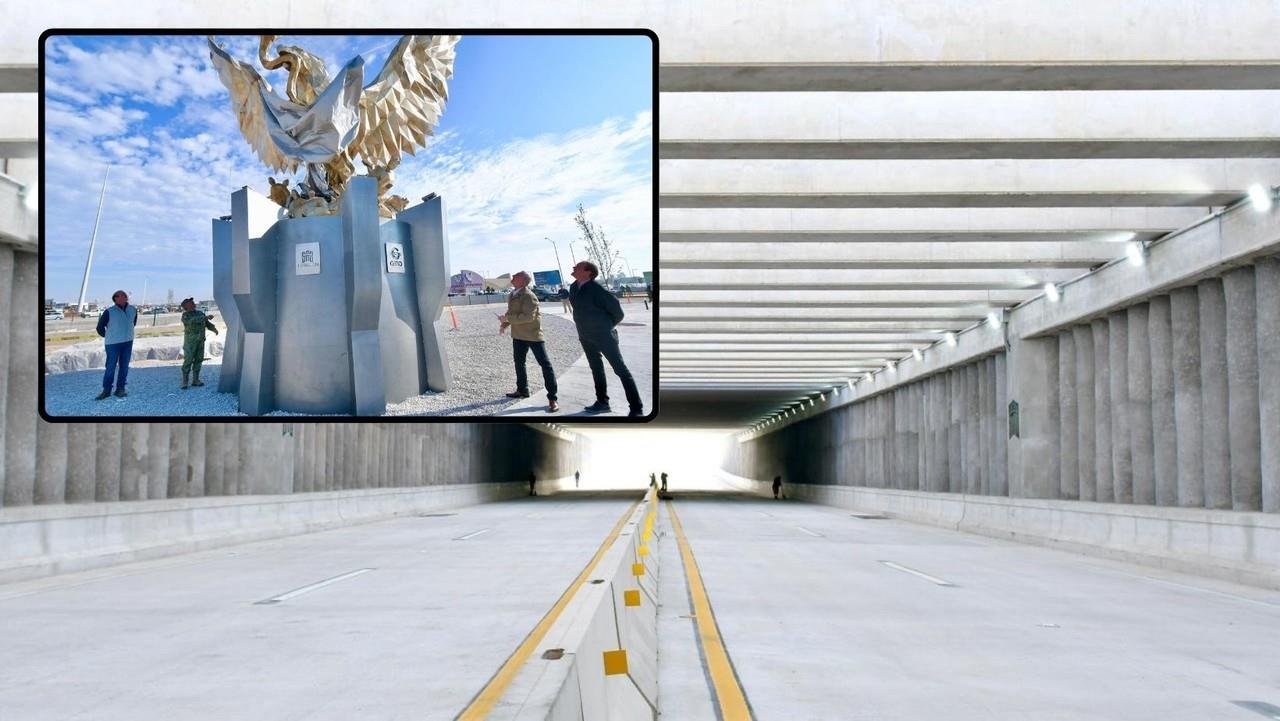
[{"left": 574, "top": 204, "right": 620, "bottom": 283}]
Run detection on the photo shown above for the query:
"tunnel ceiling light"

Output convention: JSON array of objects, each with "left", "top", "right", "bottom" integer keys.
[
  {"left": 20, "top": 182, "right": 37, "bottom": 212},
  {"left": 886, "top": 360, "right": 896, "bottom": 373},
  {"left": 1126, "top": 240, "right": 1147, "bottom": 266},
  {"left": 1248, "top": 183, "right": 1275, "bottom": 212},
  {"left": 912, "top": 348, "right": 923, "bottom": 362},
  {"left": 945, "top": 332, "right": 957, "bottom": 347},
  {"left": 986, "top": 311, "right": 1002, "bottom": 330},
  {"left": 1045, "top": 282, "right": 1060, "bottom": 302}
]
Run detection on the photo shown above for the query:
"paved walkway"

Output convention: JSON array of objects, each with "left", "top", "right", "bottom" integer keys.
[{"left": 500, "top": 301, "right": 653, "bottom": 419}]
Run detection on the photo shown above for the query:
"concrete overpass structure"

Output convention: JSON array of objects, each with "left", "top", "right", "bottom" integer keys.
[{"left": 4, "top": 3, "right": 1280, "bottom": 720}]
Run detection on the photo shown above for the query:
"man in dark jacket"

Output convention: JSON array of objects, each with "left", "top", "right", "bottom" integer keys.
[{"left": 569, "top": 260, "right": 643, "bottom": 416}]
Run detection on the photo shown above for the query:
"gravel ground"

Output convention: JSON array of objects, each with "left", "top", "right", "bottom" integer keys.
[
  {"left": 43, "top": 302, "right": 583, "bottom": 418},
  {"left": 44, "top": 362, "right": 239, "bottom": 417},
  {"left": 385, "top": 302, "right": 582, "bottom": 416}
]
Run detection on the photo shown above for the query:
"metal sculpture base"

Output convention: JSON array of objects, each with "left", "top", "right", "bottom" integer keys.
[{"left": 212, "top": 175, "right": 451, "bottom": 416}]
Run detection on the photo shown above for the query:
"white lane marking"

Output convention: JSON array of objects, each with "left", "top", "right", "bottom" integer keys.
[
  {"left": 256, "top": 568, "right": 374, "bottom": 605},
  {"left": 1231, "top": 700, "right": 1280, "bottom": 719},
  {"left": 795, "top": 526, "right": 824, "bottom": 537},
  {"left": 454, "top": 529, "right": 491, "bottom": 541},
  {"left": 755, "top": 510, "right": 774, "bottom": 518},
  {"left": 1109, "top": 570, "right": 1280, "bottom": 610},
  {"left": 879, "top": 560, "right": 955, "bottom": 587}
]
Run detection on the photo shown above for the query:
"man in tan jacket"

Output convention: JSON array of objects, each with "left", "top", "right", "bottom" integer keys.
[{"left": 499, "top": 271, "right": 559, "bottom": 412}]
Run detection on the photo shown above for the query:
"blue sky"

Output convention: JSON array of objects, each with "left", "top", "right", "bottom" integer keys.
[{"left": 42, "top": 33, "right": 653, "bottom": 304}]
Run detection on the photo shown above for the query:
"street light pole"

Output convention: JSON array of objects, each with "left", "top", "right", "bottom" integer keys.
[
  {"left": 545, "top": 236, "right": 564, "bottom": 287},
  {"left": 77, "top": 164, "right": 111, "bottom": 313}
]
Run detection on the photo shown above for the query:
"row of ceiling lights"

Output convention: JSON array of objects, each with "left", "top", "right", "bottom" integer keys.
[{"left": 736, "top": 184, "right": 1278, "bottom": 442}]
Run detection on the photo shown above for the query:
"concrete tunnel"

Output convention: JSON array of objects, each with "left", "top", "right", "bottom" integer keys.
[{"left": 6, "top": 2, "right": 1280, "bottom": 720}]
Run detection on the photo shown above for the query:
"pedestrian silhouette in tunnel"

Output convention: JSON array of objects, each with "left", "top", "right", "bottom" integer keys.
[{"left": 773, "top": 475, "right": 783, "bottom": 500}]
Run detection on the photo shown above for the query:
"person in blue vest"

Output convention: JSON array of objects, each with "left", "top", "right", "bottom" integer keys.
[{"left": 94, "top": 289, "right": 137, "bottom": 400}]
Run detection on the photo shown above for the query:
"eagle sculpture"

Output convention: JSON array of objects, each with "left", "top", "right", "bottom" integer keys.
[{"left": 208, "top": 34, "right": 459, "bottom": 217}]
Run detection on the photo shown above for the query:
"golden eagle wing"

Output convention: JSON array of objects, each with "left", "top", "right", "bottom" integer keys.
[
  {"left": 206, "top": 37, "right": 299, "bottom": 174},
  {"left": 352, "top": 35, "right": 460, "bottom": 170}
]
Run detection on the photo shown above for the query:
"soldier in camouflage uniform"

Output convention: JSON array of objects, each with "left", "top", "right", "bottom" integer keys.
[{"left": 179, "top": 298, "right": 219, "bottom": 389}]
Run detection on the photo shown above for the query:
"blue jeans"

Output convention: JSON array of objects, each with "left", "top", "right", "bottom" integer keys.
[{"left": 103, "top": 341, "right": 133, "bottom": 392}]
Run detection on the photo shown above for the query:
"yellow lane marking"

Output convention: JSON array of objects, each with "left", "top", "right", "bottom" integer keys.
[
  {"left": 455, "top": 497, "right": 642, "bottom": 721},
  {"left": 666, "top": 500, "right": 755, "bottom": 721}
]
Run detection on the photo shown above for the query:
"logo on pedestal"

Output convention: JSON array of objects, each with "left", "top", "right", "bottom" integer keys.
[
  {"left": 296, "top": 242, "right": 321, "bottom": 276},
  {"left": 385, "top": 242, "right": 406, "bottom": 274}
]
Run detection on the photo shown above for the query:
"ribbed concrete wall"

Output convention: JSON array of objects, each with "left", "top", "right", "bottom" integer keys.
[
  {"left": 3, "top": 416, "right": 577, "bottom": 509},
  {"left": 726, "top": 255, "right": 1280, "bottom": 515},
  {"left": 2, "top": 246, "right": 579, "bottom": 509},
  {"left": 725, "top": 352, "right": 1007, "bottom": 496}
]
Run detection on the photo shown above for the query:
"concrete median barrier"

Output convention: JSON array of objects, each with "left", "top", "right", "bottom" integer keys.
[{"left": 492, "top": 490, "right": 661, "bottom": 720}]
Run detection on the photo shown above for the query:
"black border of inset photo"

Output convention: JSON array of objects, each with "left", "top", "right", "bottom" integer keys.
[{"left": 37, "top": 27, "right": 659, "bottom": 424}]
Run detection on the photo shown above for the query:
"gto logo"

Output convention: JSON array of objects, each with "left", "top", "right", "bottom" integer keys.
[{"left": 386, "top": 243, "right": 406, "bottom": 273}]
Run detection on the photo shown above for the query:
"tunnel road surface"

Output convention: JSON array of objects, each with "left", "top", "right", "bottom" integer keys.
[
  {"left": 3, "top": 490, "right": 1279, "bottom": 720},
  {"left": 657, "top": 492, "right": 1280, "bottom": 721}
]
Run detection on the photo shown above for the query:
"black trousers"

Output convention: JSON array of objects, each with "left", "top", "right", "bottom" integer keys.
[
  {"left": 513, "top": 339, "right": 557, "bottom": 401},
  {"left": 580, "top": 330, "right": 641, "bottom": 410}
]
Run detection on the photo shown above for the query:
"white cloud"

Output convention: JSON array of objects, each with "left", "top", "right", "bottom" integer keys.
[
  {"left": 398, "top": 111, "right": 653, "bottom": 276},
  {"left": 46, "top": 36, "right": 226, "bottom": 107},
  {"left": 45, "top": 100, "right": 148, "bottom": 138}
]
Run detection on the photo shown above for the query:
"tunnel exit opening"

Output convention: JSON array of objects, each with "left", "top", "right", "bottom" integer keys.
[{"left": 573, "top": 428, "right": 743, "bottom": 493}]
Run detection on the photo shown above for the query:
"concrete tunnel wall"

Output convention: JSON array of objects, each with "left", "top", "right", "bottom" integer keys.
[
  {"left": 725, "top": 254, "right": 1279, "bottom": 514},
  {"left": 2, "top": 421, "right": 580, "bottom": 508},
  {"left": 723, "top": 254, "right": 1280, "bottom": 587},
  {"left": 726, "top": 353, "right": 1010, "bottom": 498}
]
